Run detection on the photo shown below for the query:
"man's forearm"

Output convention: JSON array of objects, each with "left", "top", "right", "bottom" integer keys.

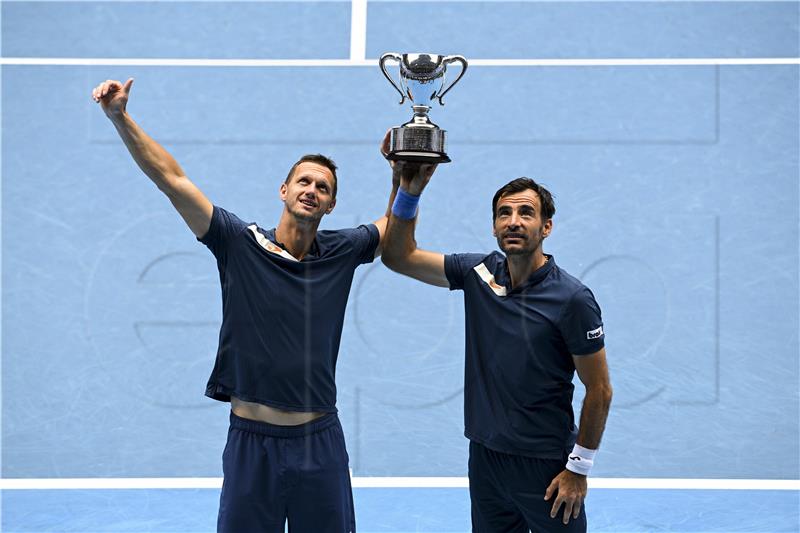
[
  {"left": 575, "top": 385, "right": 612, "bottom": 449},
  {"left": 382, "top": 165, "right": 418, "bottom": 266},
  {"left": 109, "top": 112, "right": 186, "bottom": 194},
  {"left": 384, "top": 168, "right": 401, "bottom": 218},
  {"left": 382, "top": 212, "right": 418, "bottom": 269}
]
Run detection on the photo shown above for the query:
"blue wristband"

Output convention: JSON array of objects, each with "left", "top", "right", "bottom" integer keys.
[{"left": 392, "top": 188, "right": 420, "bottom": 220}]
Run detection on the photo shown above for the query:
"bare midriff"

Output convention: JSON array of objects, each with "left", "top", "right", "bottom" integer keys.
[{"left": 231, "top": 396, "right": 326, "bottom": 426}]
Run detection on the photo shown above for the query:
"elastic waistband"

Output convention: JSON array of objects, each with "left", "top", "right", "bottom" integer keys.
[{"left": 229, "top": 411, "right": 339, "bottom": 438}]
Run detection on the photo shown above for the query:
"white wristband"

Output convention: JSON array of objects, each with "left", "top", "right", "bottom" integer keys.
[{"left": 565, "top": 444, "right": 597, "bottom": 476}]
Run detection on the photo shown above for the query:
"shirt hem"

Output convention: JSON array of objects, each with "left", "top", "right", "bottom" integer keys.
[
  {"left": 465, "top": 432, "right": 567, "bottom": 460},
  {"left": 205, "top": 384, "right": 338, "bottom": 414},
  {"left": 572, "top": 338, "right": 605, "bottom": 356}
]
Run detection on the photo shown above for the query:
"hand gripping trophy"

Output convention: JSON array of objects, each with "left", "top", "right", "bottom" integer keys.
[{"left": 380, "top": 52, "right": 468, "bottom": 163}]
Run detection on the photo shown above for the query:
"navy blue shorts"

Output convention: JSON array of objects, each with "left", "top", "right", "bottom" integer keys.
[
  {"left": 217, "top": 412, "right": 355, "bottom": 533},
  {"left": 469, "top": 441, "right": 587, "bottom": 533}
]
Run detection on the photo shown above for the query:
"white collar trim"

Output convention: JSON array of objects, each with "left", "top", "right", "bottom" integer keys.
[{"left": 247, "top": 225, "right": 299, "bottom": 262}]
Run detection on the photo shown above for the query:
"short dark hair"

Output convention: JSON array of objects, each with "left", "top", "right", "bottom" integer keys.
[
  {"left": 492, "top": 177, "right": 555, "bottom": 221},
  {"left": 285, "top": 154, "right": 338, "bottom": 198}
]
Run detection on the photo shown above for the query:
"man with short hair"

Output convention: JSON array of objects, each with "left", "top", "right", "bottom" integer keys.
[
  {"left": 382, "top": 157, "right": 613, "bottom": 532},
  {"left": 92, "top": 78, "right": 400, "bottom": 532}
]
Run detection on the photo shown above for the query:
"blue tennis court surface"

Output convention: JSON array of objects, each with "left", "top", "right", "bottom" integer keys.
[
  {"left": 3, "top": 488, "right": 799, "bottom": 532},
  {"left": 2, "top": 0, "right": 798, "bottom": 531}
]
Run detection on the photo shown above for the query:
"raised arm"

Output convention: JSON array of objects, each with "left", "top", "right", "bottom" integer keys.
[
  {"left": 92, "top": 78, "right": 213, "bottom": 238},
  {"left": 371, "top": 152, "right": 400, "bottom": 258},
  {"left": 379, "top": 152, "right": 449, "bottom": 288}
]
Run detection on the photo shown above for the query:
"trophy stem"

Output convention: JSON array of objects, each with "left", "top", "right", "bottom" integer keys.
[
  {"left": 407, "top": 105, "right": 437, "bottom": 127},
  {"left": 412, "top": 105, "right": 431, "bottom": 116}
]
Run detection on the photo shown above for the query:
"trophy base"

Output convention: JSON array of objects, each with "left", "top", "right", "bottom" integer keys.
[
  {"left": 386, "top": 125, "right": 451, "bottom": 164},
  {"left": 386, "top": 151, "right": 451, "bottom": 164}
]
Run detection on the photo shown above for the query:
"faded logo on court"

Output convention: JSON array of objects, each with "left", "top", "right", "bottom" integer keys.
[{"left": 84, "top": 212, "right": 221, "bottom": 408}]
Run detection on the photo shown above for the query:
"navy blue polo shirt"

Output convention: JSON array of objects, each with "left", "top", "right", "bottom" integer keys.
[
  {"left": 445, "top": 252, "right": 605, "bottom": 459},
  {"left": 199, "top": 206, "right": 379, "bottom": 412}
]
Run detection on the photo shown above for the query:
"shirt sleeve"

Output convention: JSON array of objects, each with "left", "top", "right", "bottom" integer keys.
[
  {"left": 558, "top": 287, "right": 605, "bottom": 356},
  {"left": 444, "top": 253, "right": 486, "bottom": 291},
  {"left": 197, "top": 205, "right": 249, "bottom": 258},
  {"left": 338, "top": 224, "right": 380, "bottom": 265}
]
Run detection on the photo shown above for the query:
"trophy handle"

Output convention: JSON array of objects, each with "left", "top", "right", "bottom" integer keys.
[
  {"left": 379, "top": 52, "right": 407, "bottom": 105},
  {"left": 436, "top": 55, "right": 468, "bottom": 105}
]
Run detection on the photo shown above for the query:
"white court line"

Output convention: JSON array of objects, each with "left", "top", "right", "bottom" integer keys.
[
  {"left": 1, "top": 57, "right": 799, "bottom": 67},
  {"left": 1, "top": 478, "right": 798, "bottom": 490},
  {"left": 0, "top": 0, "right": 4, "bottom": 483},
  {"left": 1, "top": 0, "right": 797, "bottom": 3},
  {"left": 349, "top": 0, "right": 367, "bottom": 62}
]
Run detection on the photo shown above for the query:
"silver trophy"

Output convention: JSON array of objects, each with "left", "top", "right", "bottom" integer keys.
[{"left": 380, "top": 52, "right": 468, "bottom": 163}]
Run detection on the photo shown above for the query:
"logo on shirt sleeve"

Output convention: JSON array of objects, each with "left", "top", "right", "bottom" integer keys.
[{"left": 586, "top": 326, "right": 604, "bottom": 340}]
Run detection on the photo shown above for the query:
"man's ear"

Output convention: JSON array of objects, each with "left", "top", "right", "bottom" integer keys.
[
  {"left": 325, "top": 198, "right": 336, "bottom": 214},
  {"left": 279, "top": 182, "right": 288, "bottom": 202},
  {"left": 543, "top": 218, "right": 553, "bottom": 238}
]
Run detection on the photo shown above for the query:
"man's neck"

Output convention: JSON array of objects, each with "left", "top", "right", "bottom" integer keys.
[
  {"left": 274, "top": 210, "right": 319, "bottom": 261},
  {"left": 506, "top": 250, "right": 548, "bottom": 289}
]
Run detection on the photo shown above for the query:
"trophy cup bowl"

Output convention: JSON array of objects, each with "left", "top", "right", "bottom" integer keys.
[{"left": 380, "top": 52, "right": 468, "bottom": 164}]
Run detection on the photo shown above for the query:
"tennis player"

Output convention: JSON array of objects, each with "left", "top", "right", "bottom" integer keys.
[
  {"left": 381, "top": 153, "right": 613, "bottom": 532},
  {"left": 93, "top": 78, "right": 401, "bottom": 532}
]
